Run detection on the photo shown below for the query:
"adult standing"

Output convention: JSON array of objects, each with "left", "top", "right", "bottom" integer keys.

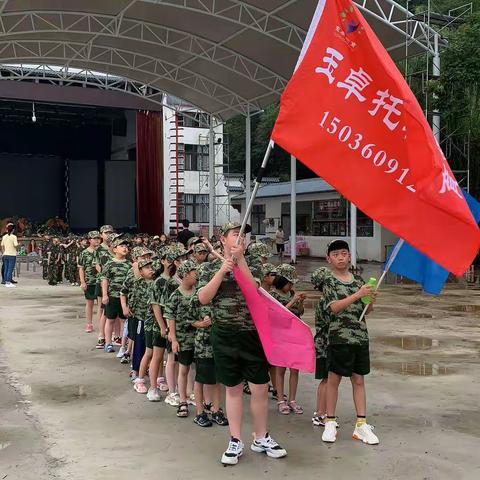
[
  {"left": 1, "top": 223, "right": 18, "bottom": 288},
  {"left": 177, "top": 220, "right": 195, "bottom": 249},
  {"left": 275, "top": 225, "right": 286, "bottom": 261}
]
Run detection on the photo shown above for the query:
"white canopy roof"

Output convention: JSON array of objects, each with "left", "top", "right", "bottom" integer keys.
[{"left": 0, "top": 0, "right": 441, "bottom": 118}]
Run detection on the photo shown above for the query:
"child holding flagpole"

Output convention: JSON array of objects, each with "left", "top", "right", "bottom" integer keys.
[{"left": 321, "top": 240, "right": 379, "bottom": 445}]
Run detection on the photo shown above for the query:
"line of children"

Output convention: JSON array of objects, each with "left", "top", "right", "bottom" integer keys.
[{"left": 76, "top": 225, "right": 380, "bottom": 465}]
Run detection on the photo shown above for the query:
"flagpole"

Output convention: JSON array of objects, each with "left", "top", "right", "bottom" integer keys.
[
  {"left": 238, "top": 140, "right": 275, "bottom": 239},
  {"left": 358, "top": 239, "right": 405, "bottom": 322}
]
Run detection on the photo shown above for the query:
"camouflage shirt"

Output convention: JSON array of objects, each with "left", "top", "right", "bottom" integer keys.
[
  {"left": 78, "top": 247, "right": 98, "bottom": 285},
  {"left": 93, "top": 244, "right": 113, "bottom": 283},
  {"left": 197, "top": 257, "right": 263, "bottom": 332},
  {"left": 121, "top": 276, "right": 153, "bottom": 322},
  {"left": 164, "top": 288, "right": 197, "bottom": 351},
  {"left": 159, "top": 276, "right": 181, "bottom": 308},
  {"left": 47, "top": 244, "right": 62, "bottom": 264},
  {"left": 311, "top": 267, "right": 332, "bottom": 358},
  {"left": 322, "top": 273, "right": 368, "bottom": 345},
  {"left": 149, "top": 274, "right": 169, "bottom": 333},
  {"left": 190, "top": 295, "right": 213, "bottom": 359},
  {"left": 270, "top": 289, "right": 303, "bottom": 318},
  {"left": 100, "top": 259, "right": 131, "bottom": 298}
]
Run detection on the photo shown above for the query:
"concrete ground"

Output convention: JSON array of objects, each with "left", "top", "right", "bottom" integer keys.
[{"left": 1, "top": 261, "right": 480, "bottom": 480}]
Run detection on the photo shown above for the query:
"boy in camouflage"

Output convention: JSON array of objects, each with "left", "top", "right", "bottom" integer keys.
[
  {"left": 93, "top": 225, "right": 114, "bottom": 350},
  {"left": 164, "top": 260, "right": 198, "bottom": 418},
  {"left": 321, "top": 240, "right": 379, "bottom": 445},
  {"left": 198, "top": 222, "right": 287, "bottom": 465},
  {"left": 121, "top": 259, "right": 156, "bottom": 396},
  {"left": 100, "top": 237, "right": 131, "bottom": 354},
  {"left": 270, "top": 264, "right": 305, "bottom": 415},
  {"left": 311, "top": 266, "right": 331, "bottom": 427},
  {"left": 78, "top": 231, "right": 101, "bottom": 334},
  {"left": 46, "top": 237, "right": 62, "bottom": 286}
]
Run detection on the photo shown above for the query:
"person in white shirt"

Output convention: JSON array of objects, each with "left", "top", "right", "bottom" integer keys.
[
  {"left": 275, "top": 225, "right": 285, "bottom": 261},
  {"left": 1, "top": 223, "right": 18, "bottom": 287}
]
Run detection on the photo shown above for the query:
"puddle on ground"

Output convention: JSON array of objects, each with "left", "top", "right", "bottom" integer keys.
[
  {"left": 447, "top": 305, "right": 480, "bottom": 313},
  {"left": 378, "top": 335, "right": 439, "bottom": 350},
  {"left": 34, "top": 384, "right": 91, "bottom": 404},
  {"left": 373, "top": 361, "right": 454, "bottom": 376}
]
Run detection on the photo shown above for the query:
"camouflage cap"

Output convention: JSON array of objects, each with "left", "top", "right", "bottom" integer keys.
[
  {"left": 138, "top": 247, "right": 154, "bottom": 257},
  {"left": 276, "top": 264, "right": 298, "bottom": 284},
  {"left": 152, "top": 235, "right": 160, "bottom": 240},
  {"left": 311, "top": 267, "right": 331, "bottom": 290},
  {"left": 138, "top": 259, "right": 153, "bottom": 269},
  {"left": 187, "top": 236, "right": 200, "bottom": 248},
  {"left": 87, "top": 230, "right": 101, "bottom": 239},
  {"left": 262, "top": 263, "right": 277, "bottom": 276},
  {"left": 219, "top": 221, "right": 251, "bottom": 236},
  {"left": 112, "top": 237, "right": 129, "bottom": 248},
  {"left": 131, "top": 246, "right": 144, "bottom": 258},
  {"left": 177, "top": 260, "right": 198, "bottom": 278},
  {"left": 212, "top": 241, "right": 223, "bottom": 251},
  {"left": 247, "top": 242, "right": 272, "bottom": 258},
  {"left": 100, "top": 225, "right": 114, "bottom": 233},
  {"left": 163, "top": 246, "right": 182, "bottom": 263},
  {"left": 107, "top": 232, "right": 122, "bottom": 243},
  {"left": 194, "top": 242, "right": 209, "bottom": 253}
]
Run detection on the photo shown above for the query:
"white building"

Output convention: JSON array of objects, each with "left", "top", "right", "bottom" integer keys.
[
  {"left": 233, "top": 178, "right": 398, "bottom": 262},
  {"left": 162, "top": 95, "right": 239, "bottom": 236}
]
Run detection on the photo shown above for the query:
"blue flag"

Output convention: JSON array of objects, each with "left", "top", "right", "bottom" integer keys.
[{"left": 388, "top": 190, "right": 480, "bottom": 295}]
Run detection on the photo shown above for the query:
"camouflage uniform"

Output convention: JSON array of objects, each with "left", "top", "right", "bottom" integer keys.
[
  {"left": 311, "top": 267, "right": 331, "bottom": 360},
  {"left": 321, "top": 273, "right": 367, "bottom": 346},
  {"left": 65, "top": 241, "right": 80, "bottom": 284},
  {"left": 47, "top": 243, "right": 62, "bottom": 285},
  {"left": 39, "top": 238, "right": 51, "bottom": 280},
  {"left": 321, "top": 272, "right": 370, "bottom": 378},
  {"left": 163, "top": 288, "right": 197, "bottom": 353},
  {"left": 78, "top": 246, "right": 98, "bottom": 299},
  {"left": 270, "top": 289, "right": 303, "bottom": 318},
  {"left": 100, "top": 257, "right": 131, "bottom": 320},
  {"left": 197, "top": 221, "right": 268, "bottom": 387},
  {"left": 93, "top": 244, "right": 113, "bottom": 297},
  {"left": 246, "top": 242, "right": 272, "bottom": 266}
]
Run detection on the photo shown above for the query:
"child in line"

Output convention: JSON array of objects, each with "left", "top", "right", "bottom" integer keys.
[
  {"left": 164, "top": 260, "right": 198, "bottom": 418},
  {"left": 270, "top": 264, "right": 305, "bottom": 415},
  {"left": 321, "top": 240, "right": 379, "bottom": 445},
  {"left": 311, "top": 266, "right": 331, "bottom": 427},
  {"left": 100, "top": 237, "right": 131, "bottom": 353},
  {"left": 78, "top": 231, "right": 101, "bottom": 333}
]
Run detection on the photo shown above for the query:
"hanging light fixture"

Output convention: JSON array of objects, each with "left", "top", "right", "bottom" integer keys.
[{"left": 31, "top": 102, "right": 36, "bottom": 123}]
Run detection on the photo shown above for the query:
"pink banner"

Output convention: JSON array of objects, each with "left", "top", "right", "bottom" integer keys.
[{"left": 234, "top": 266, "right": 315, "bottom": 373}]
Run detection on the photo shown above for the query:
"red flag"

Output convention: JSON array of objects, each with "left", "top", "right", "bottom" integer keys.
[
  {"left": 271, "top": 0, "right": 479, "bottom": 276},
  {"left": 233, "top": 266, "right": 315, "bottom": 373}
]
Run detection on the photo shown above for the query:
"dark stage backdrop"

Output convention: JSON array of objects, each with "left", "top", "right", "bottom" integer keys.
[
  {"left": 0, "top": 153, "right": 64, "bottom": 221},
  {"left": 0, "top": 121, "right": 112, "bottom": 229}
]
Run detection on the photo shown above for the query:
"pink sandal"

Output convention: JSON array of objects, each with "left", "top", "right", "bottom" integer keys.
[
  {"left": 277, "top": 401, "right": 290, "bottom": 415},
  {"left": 133, "top": 379, "right": 147, "bottom": 394},
  {"left": 289, "top": 400, "right": 304, "bottom": 414}
]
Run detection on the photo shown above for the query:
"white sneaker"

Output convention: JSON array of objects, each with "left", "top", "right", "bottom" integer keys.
[
  {"left": 221, "top": 438, "right": 244, "bottom": 465},
  {"left": 164, "top": 392, "right": 180, "bottom": 407},
  {"left": 157, "top": 377, "right": 169, "bottom": 392},
  {"left": 322, "top": 421, "right": 338, "bottom": 443},
  {"left": 116, "top": 346, "right": 126, "bottom": 358},
  {"left": 188, "top": 393, "right": 196, "bottom": 406},
  {"left": 5, "top": 283, "right": 16, "bottom": 288},
  {"left": 147, "top": 387, "right": 161, "bottom": 402},
  {"left": 251, "top": 433, "right": 287, "bottom": 458},
  {"left": 353, "top": 423, "right": 379, "bottom": 445}
]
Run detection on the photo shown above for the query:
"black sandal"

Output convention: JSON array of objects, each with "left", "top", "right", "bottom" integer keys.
[
  {"left": 243, "top": 381, "right": 251, "bottom": 395},
  {"left": 176, "top": 402, "right": 189, "bottom": 418}
]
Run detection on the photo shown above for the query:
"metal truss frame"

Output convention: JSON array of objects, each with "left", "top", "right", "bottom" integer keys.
[{"left": 0, "top": 0, "right": 442, "bottom": 118}]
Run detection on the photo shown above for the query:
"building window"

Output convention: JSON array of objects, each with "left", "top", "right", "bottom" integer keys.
[
  {"left": 252, "top": 204, "right": 266, "bottom": 235},
  {"left": 181, "top": 193, "right": 209, "bottom": 223},
  {"left": 183, "top": 144, "right": 209, "bottom": 171},
  {"left": 177, "top": 112, "right": 211, "bottom": 128},
  {"left": 312, "top": 199, "right": 347, "bottom": 236},
  {"left": 353, "top": 209, "right": 374, "bottom": 237}
]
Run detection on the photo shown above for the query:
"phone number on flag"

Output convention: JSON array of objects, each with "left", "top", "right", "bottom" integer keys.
[{"left": 319, "top": 111, "right": 416, "bottom": 193}]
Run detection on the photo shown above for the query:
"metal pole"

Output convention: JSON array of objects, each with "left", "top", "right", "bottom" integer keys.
[
  {"left": 208, "top": 116, "right": 215, "bottom": 238},
  {"left": 350, "top": 202, "right": 357, "bottom": 268},
  {"left": 238, "top": 140, "right": 274, "bottom": 239},
  {"left": 432, "top": 32, "right": 441, "bottom": 143},
  {"left": 290, "top": 154, "right": 297, "bottom": 264},
  {"left": 245, "top": 112, "right": 252, "bottom": 242}
]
